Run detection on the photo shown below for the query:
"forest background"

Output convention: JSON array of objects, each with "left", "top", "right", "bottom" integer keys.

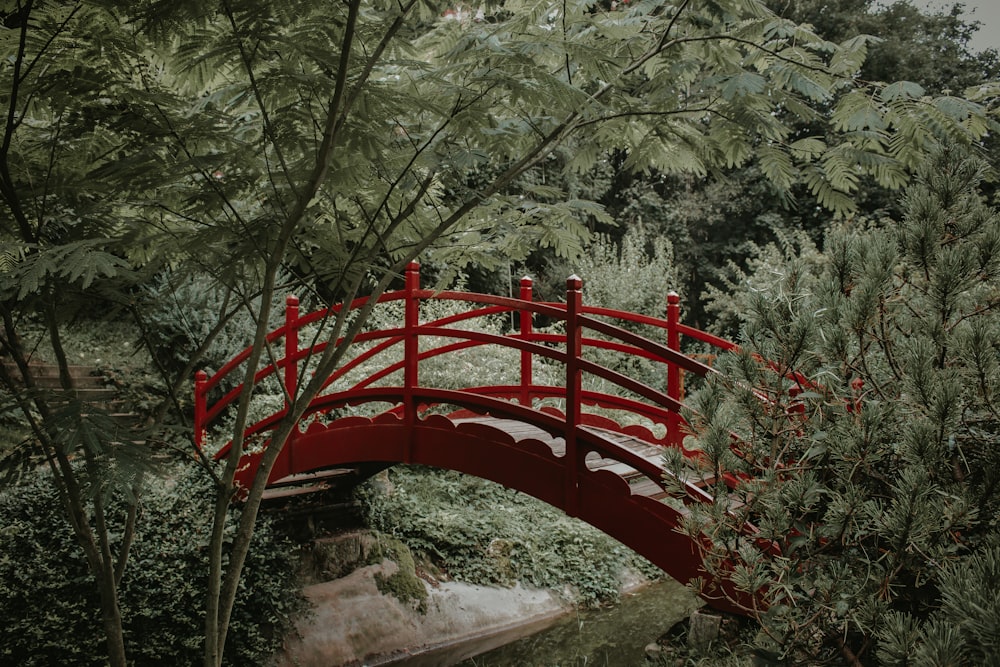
[{"left": 0, "top": 0, "right": 998, "bottom": 665}]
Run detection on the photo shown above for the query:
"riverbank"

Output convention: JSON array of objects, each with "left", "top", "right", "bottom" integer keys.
[
  {"left": 272, "top": 530, "right": 697, "bottom": 667},
  {"left": 276, "top": 557, "right": 569, "bottom": 666}
]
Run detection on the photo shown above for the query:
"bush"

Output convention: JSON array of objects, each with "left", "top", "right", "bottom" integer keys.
[
  {"left": 357, "top": 466, "right": 660, "bottom": 607},
  {"left": 138, "top": 270, "right": 288, "bottom": 375},
  {"left": 572, "top": 227, "right": 681, "bottom": 393},
  {"left": 679, "top": 146, "right": 1000, "bottom": 662},
  {"left": 0, "top": 466, "right": 306, "bottom": 666}
]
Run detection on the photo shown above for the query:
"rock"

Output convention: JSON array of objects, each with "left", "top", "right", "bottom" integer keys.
[
  {"left": 301, "top": 531, "right": 379, "bottom": 582},
  {"left": 687, "top": 609, "right": 721, "bottom": 651}
]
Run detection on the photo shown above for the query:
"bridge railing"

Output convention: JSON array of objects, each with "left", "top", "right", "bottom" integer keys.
[{"left": 194, "top": 262, "right": 735, "bottom": 451}]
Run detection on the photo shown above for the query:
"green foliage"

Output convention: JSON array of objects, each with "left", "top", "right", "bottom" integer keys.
[
  {"left": 358, "top": 466, "right": 658, "bottom": 606},
  {"left": 569, "top": 226, "right": 679, "bottom": 392},
  {"left": 679, "top": 146, "right": 1000, "bottom": 663},
  {"left": 877, "top": 545, "right": 1000, "bottom": 665},
  {"left": 778, "top": 0, "right": 999, "bottom": 96},
  {"left": 1, "top": 1, "right": 996, "bottom": 664},
  {"left": 0, "top": 0, "right": 974, "bottom": 303},
  {"left": 138, "top": 270, "right": 288, "bottom": 374},
  {"left": 702, "top": 227, "right": 826, "bottom": 336},
  {"left": 573, "top": 226, "right": 677, "bottom": 319},
  {"left": 0, "top": 467, "right": 305, "bottom": 666},
  {"left": 598, "top": 0, "right": 1000, "bottom": 329}
]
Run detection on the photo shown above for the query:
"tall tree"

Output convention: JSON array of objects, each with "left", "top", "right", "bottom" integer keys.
[
  {"left": 0, "top": 4, "right": 179, "bottom": 664},
  {"left": 0, "top": 1, "right": 993, "bottom": 665},
  {"left": 777, "top": 0, "right": 1000, "bottom": 95}
]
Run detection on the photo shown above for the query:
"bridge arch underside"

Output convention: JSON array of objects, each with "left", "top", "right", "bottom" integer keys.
[{"left": 252, "top": 413, "right": 741, "bottom": 615}]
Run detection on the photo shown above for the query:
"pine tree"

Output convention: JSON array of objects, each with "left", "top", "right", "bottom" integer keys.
[{"left": 681, "top": 145, "right": 1000, "bottom": 663}]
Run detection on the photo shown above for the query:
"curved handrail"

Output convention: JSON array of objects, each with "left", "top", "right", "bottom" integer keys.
[{"left": 193, "top": 263, "right": 734, "bottom": 450}]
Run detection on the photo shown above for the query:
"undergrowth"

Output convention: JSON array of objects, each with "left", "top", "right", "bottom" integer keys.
[
  {"left": 357, "top": 465, "right": 661, "bottom": 607},
  {"left": 0, "top": 465, "right": 306, "bottom": 666}
]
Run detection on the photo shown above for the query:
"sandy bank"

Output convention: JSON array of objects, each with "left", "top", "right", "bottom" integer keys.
[{"left": 274, "top": 558, "right": 571, "bottom": 667}]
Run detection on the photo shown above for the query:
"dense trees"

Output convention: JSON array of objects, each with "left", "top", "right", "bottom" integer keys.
[
  {"left": 0, "top": 0, "right": 995, "bottom": 665},
  {"left": 777, "top": 0, "right": 999, "bottom": 95},
  {"left": 596, "top": 0, "right": 1000, "bottom": 327}
]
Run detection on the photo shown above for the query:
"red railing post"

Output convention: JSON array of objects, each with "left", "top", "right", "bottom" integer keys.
[
  {"left": 666, "top": 291, "right": 682, "bottom": 446},
  {"left": 564, "top": 275, "right": 583, "bottom": 517},
  {"left": 284, "top": 294, "right": 300, "bottom": 474},
  {"left": 284, "top": 295, "right": 299, "bottom": 405},
  {"left": 519, "top": 276, "right": 533, "bottom": 407},
  {"left": 194, "top": 370, "right": 208, "bottom": 449},
  {"left": 403, "top": 262, "right": 421, "bottom": 455}
]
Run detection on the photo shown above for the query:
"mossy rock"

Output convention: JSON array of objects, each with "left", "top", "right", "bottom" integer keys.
[
  {"left": 368, "top": 534, "right": 428, "bottom": 613},
  {"left": 303, "top": 531, "right": 380, "bottom": 583}
]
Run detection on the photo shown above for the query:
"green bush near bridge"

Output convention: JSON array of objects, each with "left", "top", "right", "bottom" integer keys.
[
  {"left": 0, "top": 467, "right": 305, "bottom": 666},
  {"left": 358, "top": 465, "right": 662, "bottom": 607},
  {"left": 674, "top": 146, "right": 1000, "bottom": 664}
]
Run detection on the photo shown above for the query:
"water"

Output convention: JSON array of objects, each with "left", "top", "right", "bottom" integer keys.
[{"left": 386, "top": 578, "right": 698, "bottom": 667}]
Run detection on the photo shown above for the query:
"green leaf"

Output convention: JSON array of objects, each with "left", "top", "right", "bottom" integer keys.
[
  {"left": 9, "top": 241, "right": 134, "bottom": 299},
  {"left": 758, "top": 145, "right": 796, "bottom": 191},
  {"left": 788, "top": 137, "right": 826, "bottom": 161},
  {"left": 834, "top": 90, "right": 887, "bottom": 132},
  {"left": 880, "top": 80, "right": 926, "bottom": 102},
  {"left": 720, "top": 72, "right": 768, "bottom": 100}
]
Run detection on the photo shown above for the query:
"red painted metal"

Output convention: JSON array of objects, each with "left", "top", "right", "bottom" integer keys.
[
  {"left": 666, "top": 291, "right": 682, "bottom": 445},
  {"left": 194, "top": 370, "right": 208, "bottom": 448},
  {"left": 284, "top": 295, "right": 300, "bottom": 474},
  {"left": 403, "top": 261, "right": 420, "bottom": 464},
  {"left": 193, "top": 264, "right": 771, "bottom": 616},
  {"left": 519, "top": 276, "right": 533, "bottom": 407},
  {"left": 284, "top": 295, "right": 299, "bottom": 404},
  {"left": 564, "top": 275, "right": 583, "bottom": 517}
]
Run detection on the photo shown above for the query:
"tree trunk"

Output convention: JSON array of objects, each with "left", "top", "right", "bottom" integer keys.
[{"left": 97, "top": 567, "right": 129, "bottom": 667}]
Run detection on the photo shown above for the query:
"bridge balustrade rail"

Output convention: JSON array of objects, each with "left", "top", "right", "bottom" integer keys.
[{"left": 193, "top": 262, "right": 734, "bottom": 454}]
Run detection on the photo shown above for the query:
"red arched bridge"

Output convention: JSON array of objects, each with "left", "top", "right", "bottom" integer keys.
[{"left": 194, "top": 262, "right": 770, "bottom": 615}]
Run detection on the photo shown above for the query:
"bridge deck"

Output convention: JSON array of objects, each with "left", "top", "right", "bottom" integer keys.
[{"left": 451, "top": 415, "right": 710, "bottom": 504}]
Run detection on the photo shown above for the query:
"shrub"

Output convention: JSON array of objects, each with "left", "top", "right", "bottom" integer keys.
[
  {"left": 679, "top": 146, "right": 1000, "bottom": 662},
  {"left": 138, "top": 270, "right": 288, "bottom": 375},
  {"left": 0, "top": 466, "right": 306, "bottom": 666},
  {"left": 357, "top": 465, "right": 659, "bottom": 607}
]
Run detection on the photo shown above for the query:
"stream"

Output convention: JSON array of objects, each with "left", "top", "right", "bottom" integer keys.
[{"left": 387, "top": 578, "right": 699, "bottom": 667}]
